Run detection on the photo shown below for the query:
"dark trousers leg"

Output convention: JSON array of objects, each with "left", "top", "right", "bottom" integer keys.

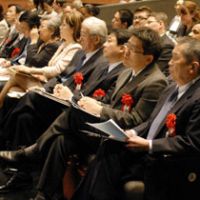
[{"left": 37, "top": 133, "right": 83, "bottom": 200}]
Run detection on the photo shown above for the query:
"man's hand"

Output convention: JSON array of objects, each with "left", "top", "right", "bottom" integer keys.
[
  {"left": 78, "top": 96, "right": 102, "bottom": 116},
  {"left": 125, "top": 132, "right": 149, "bottom": 152},
  {"left": 53, "top": 84, "right": 73, "bottom": 101}
]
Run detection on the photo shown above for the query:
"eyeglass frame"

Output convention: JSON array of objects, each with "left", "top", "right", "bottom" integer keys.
[
  {"left": 124, "top": 42, "right": 144, "bottom": 54},
  {"left": 133, "top": 16, "right": 148, "bottom": 21}
]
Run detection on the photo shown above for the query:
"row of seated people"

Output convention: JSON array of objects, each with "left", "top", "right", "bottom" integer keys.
[{"left": 0, "top": 1, "right": 199, "bottom": 200}]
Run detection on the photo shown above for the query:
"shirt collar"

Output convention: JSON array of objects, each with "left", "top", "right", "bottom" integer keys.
[{"left": 108, "top": 61, "right": 122, "bottom": 72}]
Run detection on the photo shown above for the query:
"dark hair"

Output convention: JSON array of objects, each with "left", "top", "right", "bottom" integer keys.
[
  {"left": 111, "top": 29, "right": 131, "bottom": 45},
  {"left": 55, "top": 0, "right": 66, "bottom": 7},
  {"left": 131, "top": 27, "right": 161, "bottom": 62},
  {"left": 134, "top": 5, "right": 152, "bottom": 14},
  {"left": 0, "top": 4, "right": 3, "bottom": 21},
  {"left": 118, "top": 9, "right": 133, "bottom": 28},
  {"left": 84, "top": 4, "right": 100, "bottom": 17},
  {"left": 42, "top": 0, "right": 54, "bottom": 6},
  {"left": 33, "top": 0, "right": 40, "bottom": 8},
  {"left": 8, "top": 4, "right": 24, "bottom": 14},
  {"left": 19, "top": 11, "right": 40, "bottom": 29}
]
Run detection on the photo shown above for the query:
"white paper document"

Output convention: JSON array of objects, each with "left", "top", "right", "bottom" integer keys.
[{"left": 87, "top": 119, "right": 128, "bottom": 142}]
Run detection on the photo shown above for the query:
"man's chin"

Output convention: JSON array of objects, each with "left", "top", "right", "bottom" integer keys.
[{"left": 123, "top": 61, "right": 131, "bottom": 68}]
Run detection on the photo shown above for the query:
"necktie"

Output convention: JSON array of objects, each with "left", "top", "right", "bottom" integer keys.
[
  {"left": 76, "top": 55, "right": 86, "bottom": 71},
  {"left": 147, "top": 88, "right": 178, "bottom": 140}
]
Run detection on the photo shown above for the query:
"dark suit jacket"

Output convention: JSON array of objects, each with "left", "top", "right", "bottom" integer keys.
[
  {"left": 100, "top": 63, "right": 168, "bottom": 129},
  {"left": 157, "top": 34, "right": 174, "bottom": 76},
  {"left": 25, "top": 40, "right": 60, "bottom": 68},
  {"left": 0, "top": 30, "right": 19, "bottom": 58},
  {"left": 82, "top": 63, "right": 124, "bottom": 96},
  {"left": 44, "top": 48, "right": 108, "bottom": 93},
  {"left": 135, "top": 79, "right": 200, "bottom": 155}
]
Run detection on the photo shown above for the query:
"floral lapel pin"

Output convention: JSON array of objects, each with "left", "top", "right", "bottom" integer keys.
[
  {"left": 73, "top": 72, "right": 84, "bottom": 91},
  {"left": 166, "top": 113, "right": 177, "bottom": 137},
  {"left": 92, "top": 88, "right": 106, "bottom": 101},
  {"left": 121, "top": 93, "right": 134, "bottom": 112}
]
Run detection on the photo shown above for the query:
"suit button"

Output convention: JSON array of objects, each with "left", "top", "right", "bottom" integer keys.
[{"left": 187, "top": 172, "right": 197, "bottom": 182}]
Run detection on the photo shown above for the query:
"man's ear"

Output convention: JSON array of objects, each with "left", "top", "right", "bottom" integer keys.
[
  {"left": 145, "top": 55, "right": 154, "bottom": 65},
  {"left": 192, "top": 61, "right": 200, "bottom": 69},
  {"left": 93, "top": 35, "right": 101, "bottom": 46},
  {"left": 190, "top": 61, "right": 200, "bottom": 74}
]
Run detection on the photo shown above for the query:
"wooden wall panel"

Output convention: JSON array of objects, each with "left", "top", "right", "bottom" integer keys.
[
  {"left": 0, "top": 0, "right": 119, "bottom": 12},
  {"left": 0, "top": 0, "right": 32, "bottom": 11}
]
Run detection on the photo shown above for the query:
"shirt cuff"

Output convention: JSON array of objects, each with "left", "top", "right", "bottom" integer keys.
[
  {"left": 148, "top": 139, "right": 153, "bottom": 154},
  {"left": 129, "top": 129, "right": 138, "bottom": 137}
]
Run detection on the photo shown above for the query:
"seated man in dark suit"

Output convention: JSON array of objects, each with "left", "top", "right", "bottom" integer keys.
[
  {"left": 71, "top": 37, "right": 200, "bottom": 200},
  {"left": 0, "top": 27, "right": 168, "bottom": 199}
]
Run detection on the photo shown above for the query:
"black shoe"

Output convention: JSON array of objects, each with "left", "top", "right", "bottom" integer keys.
[
  {"left": 0, "top": 149, "right": 25, "bottom": 164},
  {"left": 0, "top": 171, "right": 33, "bottom": 193}
]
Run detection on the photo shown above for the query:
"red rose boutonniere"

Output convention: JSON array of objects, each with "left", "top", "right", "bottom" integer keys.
[
  {"left": 73, "top": 72, "right": 84, "bottom": 90},
  {"left": 92, "top": 88, "right": 106, "bottom": 100},
  {"left": 121, "top": 93, "right": 134, "bottom": 112},
  {"left": 166, "top": 113, "right": 177, "bottom": 137},
  {"left": 11, "top": 47, "right": 20, "bottom": 58}
]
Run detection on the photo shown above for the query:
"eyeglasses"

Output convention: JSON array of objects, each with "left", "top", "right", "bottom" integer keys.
[
  {"left": 146, "top": 20, "right": 159, "bottom": 24},
  {"left": 133, "top": 16, "right": 148, "bottom": 21},
  {"left": 124, "top": 42, "right": 144, "bottom": 54}
]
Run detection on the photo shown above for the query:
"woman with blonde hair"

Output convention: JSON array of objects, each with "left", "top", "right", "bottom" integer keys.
[{"left": 175, "top": 0, "right": 200, "bottom": 36}]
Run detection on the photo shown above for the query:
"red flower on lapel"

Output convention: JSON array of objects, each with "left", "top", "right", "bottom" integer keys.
[
  {"left": 11, "top": 47, "right": 20, "bottom": 58},
  {"left": 73, "top": 72, "right": 84, "bottom": 90},
  {"left": 121, "top": 93, "right": 134, "bottom": 112},
  {"left": 166, "top": 113, "right": 176, "bottom": 137},
  {"left": 92, "top": 88, "right": 106, "bottom": 100}
]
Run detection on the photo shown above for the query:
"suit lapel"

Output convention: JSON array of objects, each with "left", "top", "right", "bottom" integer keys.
[
  {"left": 80, "top": 48, "right": 103, "bottom": 74},
  {"left": 153, "top": 79, "right": 200, "bottom": 138},
  {"left": 112, "top": 64, "right": 156, "bottom": 105},
  {"left": 97, "top": 63, "right": 123, "bottom": 84}
]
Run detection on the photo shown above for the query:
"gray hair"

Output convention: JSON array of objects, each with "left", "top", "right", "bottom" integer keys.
[
  {"left": 82, "top": 16, "right": 108, "bottom": 45},
  {"left": 177, "top": 37, "right": 200, "bottom": 64},
  {"left": 41, "top": 16, "right": 61, "bottom": 38}
]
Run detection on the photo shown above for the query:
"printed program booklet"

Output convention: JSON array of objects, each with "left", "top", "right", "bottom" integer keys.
[{"left": 87, "top": 119, "right": 128, "bottom": 142}]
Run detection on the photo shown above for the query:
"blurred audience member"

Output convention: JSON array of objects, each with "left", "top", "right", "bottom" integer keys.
[
  {"left": 79, "top": 4, "right": 100, "bottom": 18},
  {"left": 174, "top": 0, "right": 200, "bottom": 37},
  {"left": 189, "top": 23, "right": 200, "bottom": 40},
  {"left": 0, "top": 4, "right": 9, "bottom": 44},
  {"left": 131, "top": 5, "right": 152, "bottom": 29},
  {"left": 111, "top": 8, "right": 133, "bottom": 29},
  {"left": 52, "top": 0, "right": 66, "bottom": 17},
  {"left": 39, "top": 0, "right": 58, "bottom": 18},
  {"left": 0, "top": 4, "right": 23, "bottom": 55},
  {"left": 0, "top": 11, "right": 41, "bottom": 66},
  {"left": 145, "top": 12, "right": 175, "bottom": 76}
]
